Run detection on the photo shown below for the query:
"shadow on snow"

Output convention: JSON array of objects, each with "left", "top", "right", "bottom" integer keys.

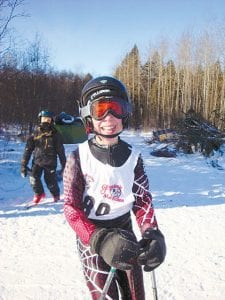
[{"left": 0, "top": 202, "right": 63, "bottom": 218}]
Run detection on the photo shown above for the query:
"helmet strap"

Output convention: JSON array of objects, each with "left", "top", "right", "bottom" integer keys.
[{"left": 94, "top": 131, "right": 122, "bottom": 139}]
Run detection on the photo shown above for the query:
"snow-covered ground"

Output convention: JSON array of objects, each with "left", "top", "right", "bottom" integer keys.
[{"left": 0, "top": 131, "right": 225, "bottom": 300}]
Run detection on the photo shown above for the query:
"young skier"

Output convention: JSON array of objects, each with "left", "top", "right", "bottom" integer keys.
[
  {"left": 21, "top": 110, "right": 66, "bottom": 204},
  {"left": 63, "top": 76, "right": 166, "bottom": 299}
]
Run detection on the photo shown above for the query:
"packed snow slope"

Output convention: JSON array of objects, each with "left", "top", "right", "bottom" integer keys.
[{"left": 0, "top": 131, "right": 225, "bottom": 300}]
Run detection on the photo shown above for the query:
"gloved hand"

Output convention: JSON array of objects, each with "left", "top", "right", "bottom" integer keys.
[
  {"left": 137, "top": 228, "right": 166, "bottom": 272},
  {"left": 21, "top": 165, "right": 27, "bottom": 178},
  {"left": 90, "top": 228, "right": 140, "bottom": 271}
]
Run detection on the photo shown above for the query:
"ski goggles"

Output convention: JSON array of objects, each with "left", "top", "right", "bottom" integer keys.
[{"left": 81, "top": 97, "right": 132, "bottom": 120}]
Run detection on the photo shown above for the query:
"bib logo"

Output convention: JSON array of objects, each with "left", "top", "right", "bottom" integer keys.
[{"left": 100, "top": 184, "right": 124, "bottom": 202}]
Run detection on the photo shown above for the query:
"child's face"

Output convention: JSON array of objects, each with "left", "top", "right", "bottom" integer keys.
[{"left": 92, "top": 113, "right": 123, "bottom": 136}]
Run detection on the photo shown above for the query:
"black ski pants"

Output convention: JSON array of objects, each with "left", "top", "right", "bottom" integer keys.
[{"left": 29, "top": 164, "right": 60, "bottom": 196}]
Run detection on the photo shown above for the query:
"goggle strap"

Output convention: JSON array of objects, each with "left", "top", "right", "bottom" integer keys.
[{"left": 80, "top": 104, "right": 91, "bottom": 119}]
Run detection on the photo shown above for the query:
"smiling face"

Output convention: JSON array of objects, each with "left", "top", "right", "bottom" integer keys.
[{"left": 92, "top": 113, "right": 123, "bottom": 145}]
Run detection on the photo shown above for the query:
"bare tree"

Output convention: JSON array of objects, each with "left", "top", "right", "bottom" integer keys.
[{"left": 0, "top": 0, "right": 27, "bottom": 47}]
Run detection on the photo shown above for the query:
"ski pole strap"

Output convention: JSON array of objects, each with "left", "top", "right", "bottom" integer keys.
[{"left": 99, "top": 267, "right": 116, "bottom": 300}]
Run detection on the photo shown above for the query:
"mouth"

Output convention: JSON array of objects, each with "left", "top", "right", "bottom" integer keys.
[{"left": 101, "top": 125, "right": 117, "bottom": 133}]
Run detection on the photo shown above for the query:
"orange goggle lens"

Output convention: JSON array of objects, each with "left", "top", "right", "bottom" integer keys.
[{"left": 91, "top": 100, "right": 127, "bottom": 120}]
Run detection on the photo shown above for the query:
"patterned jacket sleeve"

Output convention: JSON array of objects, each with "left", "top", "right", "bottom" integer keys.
[
  {"left": 63, "top": 149, "right": 97, "bottom": 245},
  {"left": 132, "top": 154, "right": 158, "bottom": 234}
]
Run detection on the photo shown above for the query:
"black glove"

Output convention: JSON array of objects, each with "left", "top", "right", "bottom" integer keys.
[
  {"left": 90, "top": 228, "right": 140, "bottom": 271},
  {"left": 21, "top": 165, "right": 27, "bottom": 178},
  {"left": 137, "top": 228, "right": 166, "bottom": 272}
]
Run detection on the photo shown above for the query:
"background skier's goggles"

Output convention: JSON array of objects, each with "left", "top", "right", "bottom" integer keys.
[{"left": 90, "top": 98, "right": 131, "bottom": 120}]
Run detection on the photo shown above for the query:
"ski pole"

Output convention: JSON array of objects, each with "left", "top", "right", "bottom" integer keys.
[
  {"left": 151, "top": 270, "right": 158, "bottom": 300},
  {"left": 99, "top": 267, "right": 116, "bottom": 300}
]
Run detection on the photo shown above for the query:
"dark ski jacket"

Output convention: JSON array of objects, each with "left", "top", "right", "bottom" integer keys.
[{"left": 22, "top": 122, "right": 66, "bottom": 169}]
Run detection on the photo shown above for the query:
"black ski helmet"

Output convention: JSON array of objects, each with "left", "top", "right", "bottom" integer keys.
[
  {"left": 80, "top": 76, "right": 130, "bottom": 107},
  {"left": 79, "top": 76, "right": 131, "bottom": 135}
]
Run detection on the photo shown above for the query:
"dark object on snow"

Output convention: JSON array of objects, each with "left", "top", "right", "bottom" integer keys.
[
  {"left": 151, "top": 146, "right": 177, "bottom": 157},
  {"left": 54, "top": 112, "right": 87, "bottom": 144},
  {"left": 175, "top": 109, "right": 225, "bottom": 157},
  {"left": 152, "top": 129, "right": 178, "bottom": 142}
]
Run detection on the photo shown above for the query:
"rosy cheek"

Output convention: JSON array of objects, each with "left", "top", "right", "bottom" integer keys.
[{"left": 117, "top": 120, "right": 123, "bottom": 128}]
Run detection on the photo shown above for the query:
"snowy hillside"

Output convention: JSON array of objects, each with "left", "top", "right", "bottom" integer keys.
[{"left": 0, "top": 131, "right": 225, "bottom": 300}]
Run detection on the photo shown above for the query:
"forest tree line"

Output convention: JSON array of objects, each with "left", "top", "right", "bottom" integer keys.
[
  {"left": 0, "top": 59, "right": 92, "bottom": 133},
  {"left": 114, "top": 27, "right": 225, "bottom": 131},
  {"left": 1, "top": 1, "right": 225, "bottom": 133}
]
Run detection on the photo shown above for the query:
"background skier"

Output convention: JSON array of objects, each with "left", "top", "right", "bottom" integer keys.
[
  {"left": 63, "top": 76, "right": 166, "bottom": 299},
  {"left": 21, "top": 110, "right": 66, "bottom": 204}
]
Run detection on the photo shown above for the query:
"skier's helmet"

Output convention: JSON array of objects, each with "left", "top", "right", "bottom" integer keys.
[
  {"left": 79, "top": 76, "right": 132, "bottom": 133},
  {"left": 38, "top": 110, "right": 54, "bottom": 122}
]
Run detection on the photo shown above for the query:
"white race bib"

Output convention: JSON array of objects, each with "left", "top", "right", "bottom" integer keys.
[{"left": 79, "top": 141, "right": 140, "bottom": 220}]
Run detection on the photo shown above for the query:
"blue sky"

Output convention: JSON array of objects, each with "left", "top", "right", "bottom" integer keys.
[{"left": 13, "top": 0, "right": 225, "bottom": 76}]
